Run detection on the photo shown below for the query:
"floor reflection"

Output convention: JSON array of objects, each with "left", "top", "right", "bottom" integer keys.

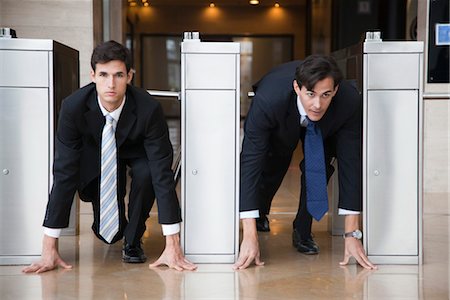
[
  {"left": 3, "top": 200, "right": 449, "bottom": 299},
  {"left": 364, "top": 266, "right": 421, "bottom": 299}
]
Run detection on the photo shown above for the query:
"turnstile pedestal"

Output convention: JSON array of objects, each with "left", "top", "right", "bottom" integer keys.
[{"left": 181, "top": 34, "right": 240, "bottom": 263}]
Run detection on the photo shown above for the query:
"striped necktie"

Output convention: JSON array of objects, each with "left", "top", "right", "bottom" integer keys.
[
  {"left": 99, "top": 114, "right": 119, "bottom": 243},
  {"left": 304, "top": 119, "right": 329, "bottom": 221}
]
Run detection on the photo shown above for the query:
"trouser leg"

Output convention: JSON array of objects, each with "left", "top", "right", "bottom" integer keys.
[
  {"left": 123, "top": 157, "right": 155, "bottom": 246},
  {"left": 258, "top": 154, "right": 292, "bottom": 216},
  {"left": 293, "top": 155, "right": 335, "bottom": 240}
]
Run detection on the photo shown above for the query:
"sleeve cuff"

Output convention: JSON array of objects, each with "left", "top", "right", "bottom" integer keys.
[
  {"left": 161, "top": 223, "right": 180, "bottom": 236},
  {"left": 240, "top": 210, "right": 259, "bottom": 219},
  {"left": 43, "top": 227, "right": 62, "bottom": 238},
  {"left": 338, "top": 208, "right": 360, "bottom": 215}
]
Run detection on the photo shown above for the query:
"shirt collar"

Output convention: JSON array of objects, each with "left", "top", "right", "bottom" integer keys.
[
  {"left": 97, "top": 95, "right": 126, "bottom": 123},
  {"left": 296, "top": 95, "right": 307, "bottom": 116}
]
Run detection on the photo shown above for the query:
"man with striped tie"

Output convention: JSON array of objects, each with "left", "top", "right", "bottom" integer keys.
[{"left": 23, "top": 41, "right": 196, "bottom": 273}]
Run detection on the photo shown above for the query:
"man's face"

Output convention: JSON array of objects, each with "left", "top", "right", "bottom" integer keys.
[
  {"left": 90, "top": 60, "right": 133, "bottom": 112},
  {"left": 293, "top": 76, "right": 338, "bottom": 122}
]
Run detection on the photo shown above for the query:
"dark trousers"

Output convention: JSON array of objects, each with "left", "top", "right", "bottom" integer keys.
[
  {"left": 293, "top": 156, "right": 335, "bottom": 240},
  {"left": 260, "top": 143, "right": 336, "bottom": 240},
  {"left": 80, "top": 157, "right": 155, "bottom": 246},
  {"left": 258, "top": 153, "right": 292, "bottom": 216}
]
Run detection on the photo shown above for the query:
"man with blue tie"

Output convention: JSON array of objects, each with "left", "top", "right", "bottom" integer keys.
[
  {"left": 234, "top": 55, "right": 376, "bottom": 270},
  {"left": 23, "top": 41, "right": 196, "bottom": 273}
]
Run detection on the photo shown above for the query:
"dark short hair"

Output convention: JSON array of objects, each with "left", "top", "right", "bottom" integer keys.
[
  {"left": 295, "top": 55, "right": 343, "bottom": 90},
  {"left": 90, "top": 40, "right": 132, "bottom": 72}
]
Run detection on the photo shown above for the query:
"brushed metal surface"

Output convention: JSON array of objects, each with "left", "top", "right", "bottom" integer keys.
[
  {"left": 184, "top": 90, "right": 236, "bottom": 254},
  {"left": 185, "top": 54, "right": 236, "bottom": 90},
  {"left": 367, "top": 53, "right": 420, "bottom": 89},
  {"left": 0, "top": 87, "right": 49, "bottom": 255},
  {"left": 363, "top": 41, "right": 423, "bottom": 53},
  {"left": 366, "top": 90, "right": 419, "bottom": 256},
  {"left": 0, "top": 38, "right": 55, "bottom": 51},
  {"left": 181, "top": 41, "right": 240, "bottom": 54},
  {"left": 0, "top": 50, "right": 48, "bottom": 87},
  {"left": 181, "top": 40, "right": 240, "bottom": 263},
  {"left": 0, "top": 39, "right": 79, "bottom": 264}
]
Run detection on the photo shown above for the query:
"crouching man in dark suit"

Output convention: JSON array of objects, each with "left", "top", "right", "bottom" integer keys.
[
  {"left": 23, "top": 41, "right": 196, "bottom": 273},
  {"left": 234, "top": 55, "right": 377, "bottom": 270}
]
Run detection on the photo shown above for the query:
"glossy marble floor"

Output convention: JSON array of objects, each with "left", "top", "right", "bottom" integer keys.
[{"left": 2, "top": 121, "right": 449, "bottom": 299}]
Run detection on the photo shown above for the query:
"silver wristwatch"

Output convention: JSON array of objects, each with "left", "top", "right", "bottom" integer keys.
[{"left": 343, "top": 229, "right": 363, "bottom": 240}]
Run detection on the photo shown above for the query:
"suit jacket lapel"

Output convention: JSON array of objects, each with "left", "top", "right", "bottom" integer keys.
[
  {"left": 317, "top": 100, "right": 337, "bottom": 139},
  {"left": 116, "top": 91, "right": 136, "bottom": 148},
  {"left": 286, "top": 91, "right": 301, "bottom": 141},
  {"left": 84, "top": 93, "right": 104, "bottom": 146}
]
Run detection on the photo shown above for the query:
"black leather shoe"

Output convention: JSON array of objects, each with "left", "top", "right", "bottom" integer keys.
[
  {"left": 292, "top": 229, "right": 319, "bottom": 255},
  {"left": 256, "top": 215, "right": 270, "bottom": 232},
  {"left": 122, "top": 243, "right": 147, "bottom": 263}
]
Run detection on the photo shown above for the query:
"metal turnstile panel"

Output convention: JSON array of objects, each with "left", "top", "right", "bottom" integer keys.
[
  {"left": 367, "top": 54, "right": 420, "bottom": 90},
  {"left": 184, "top": 90, "right": 236, "bottom": 254},
  {"left": 185, "top": 54, "right": 236, "bottom": 89},
  {"left": 0, "top": 50, "right": 49, "bottom": 87},
  {"left": 0, "top": 39, "right": 79, "bottom": 265},
  {"left": 181, "top": 36, "right": 240, "bottom": 263},
  {"left": 0, "top": 87, "right": 49, "bottom": 255},
  {"left": 367, "top": 90, "right": 418, "bottom": 256}
]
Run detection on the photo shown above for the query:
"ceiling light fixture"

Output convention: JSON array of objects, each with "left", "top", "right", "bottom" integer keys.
[
  {"left": 274, "top": 3, "right": 280, "bottom": 7},
  {"left": 209, "top": 3, "right": 215, "bottom": 7},
  {"left": 249, "top": 0, "right": 259, "bottom": 5}
]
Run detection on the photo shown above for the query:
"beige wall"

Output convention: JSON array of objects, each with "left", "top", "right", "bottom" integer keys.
[
  {"left": 0, "top": 0, "right": 94, "bottom": 86},
  {"left": 417, "top": 0, "right": 450, "bottom": 194},
  {"left": 424, "top": 100, "right": 450, "bottom": 194},
  {"left": 127, "top": 4, "right": 306, "bottom": 80}
]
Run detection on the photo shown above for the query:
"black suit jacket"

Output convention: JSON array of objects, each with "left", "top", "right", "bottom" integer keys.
[
  {"left": 240, "top": 60, "right": 362, "bottom": 212},
  {"left": 44, "top": 83, "right": 181, "bottom": 228}
]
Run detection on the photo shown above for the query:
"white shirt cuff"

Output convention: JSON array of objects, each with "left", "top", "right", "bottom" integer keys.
[
  {"left": 43, "top": 227, "right": 62, "bottom": 238},
  {"left": 338, "top": 208, "right": 360, "bottom": 215},
  {"left": 240, "top": 210, "right": 259, "bottom": 219},
  {"left": 162, "top": 223, "right": 180, "bottom": 236}
]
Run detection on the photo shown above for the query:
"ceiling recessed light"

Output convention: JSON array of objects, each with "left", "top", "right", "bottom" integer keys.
[{"left": 249, "top": 0, "right": 259, "bottom": 5}]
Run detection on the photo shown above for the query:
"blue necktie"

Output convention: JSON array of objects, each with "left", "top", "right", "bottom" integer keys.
[
  {"left": 304, "top": 120, "right": 328, "bottom": 221},
  {"left": 99, "top": 114, "right": 119, "bottom": 243}
]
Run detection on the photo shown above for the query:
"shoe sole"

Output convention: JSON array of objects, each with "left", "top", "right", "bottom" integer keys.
[
  {"left": 122, "top": 255, "right": 147, "bottom": 263},
  {"left": 297, "top": 249, "right": 319, "bottom": 255},
  {"left": 293, "top": 242, "right": 319, "bottom": 255}
]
